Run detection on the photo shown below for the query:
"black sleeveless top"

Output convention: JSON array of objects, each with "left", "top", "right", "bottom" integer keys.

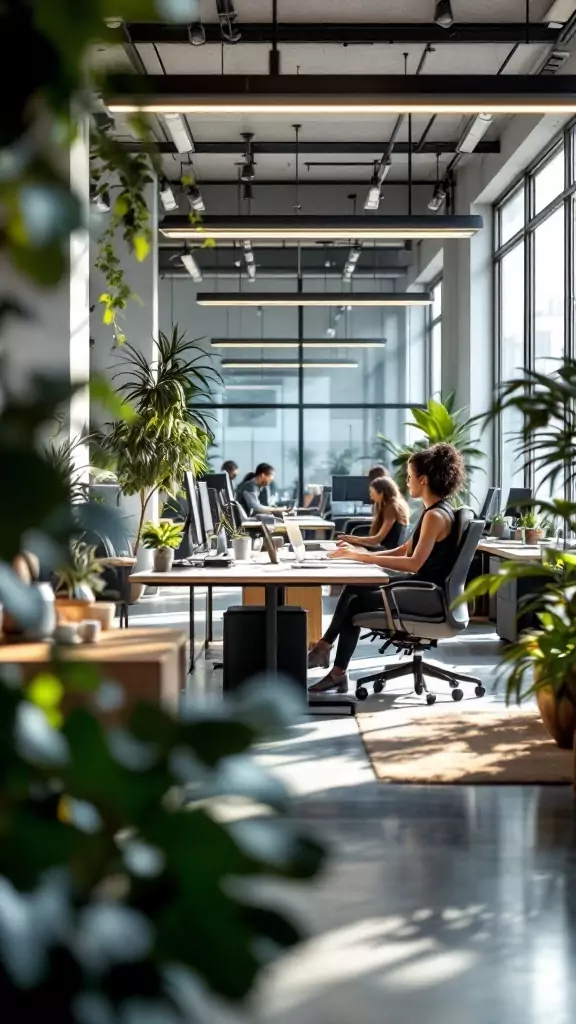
[
  {"left": 410, "top": 499, "right": 459, "bottom": 585},
  {"left": 381, "top": 519, "right": 404, "bottom": 550}
]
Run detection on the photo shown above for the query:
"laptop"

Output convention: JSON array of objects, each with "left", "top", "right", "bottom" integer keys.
[{"left": 284, "top": 520, "right": 330, "bottom": 568}]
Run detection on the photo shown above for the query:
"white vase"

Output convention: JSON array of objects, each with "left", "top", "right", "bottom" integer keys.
[
  {"left": 153, "top": 547, "right": 174, "bottom": 572},
  {"left": 25, "top": 583, "right": 56, "bottom": 639},
  {"left": 232, "top": 536, "right": 251, "bottom": 562}
]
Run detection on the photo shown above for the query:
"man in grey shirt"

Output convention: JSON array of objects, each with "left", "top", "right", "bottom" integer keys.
[{"left": 235, "top": 463, "right": 287, "bottom": 517}]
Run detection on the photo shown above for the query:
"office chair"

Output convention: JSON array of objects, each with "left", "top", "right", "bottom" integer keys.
[{"left": 352, "top": 511, "right": 486, "bottom": 705}]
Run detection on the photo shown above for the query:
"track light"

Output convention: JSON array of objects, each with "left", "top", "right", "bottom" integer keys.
[
  {"left": 180, "top": 249, "right": 202, "bottom": 282},
  {"left": 91, "top": 185, "right": 110, "bottom": 213},
  {"left": 241, "top": 161, "right": 255, "bottom": 183},
  {"left": 364, "top": 175, "right": 381, "bottom": 212},
  {"left": 428, "top": 181, "right": 448, "bottom": 212},
  {"left": 326, "top": 326, "right": 336, "bottom": 338},
  {"left": 216, "top": 0, "right": 241, "bottom": 44},
  {"left": 163, "top": 113, "right": 194, "bottom": 154},
  {"left": 188, "top": 21, "right": 206, "bottom": 46},
  {"left": 243, "top": 182, "right": 254, "bottom": 202},
  {"left": 185, "top": 183, "right": 205, "bottom": 212},
  {"left": 343, "top": 245, "right": 362, "bottom": 280},
  {"left": 159, "top": 179, "right": 178, "bottom": 212},
  {"left": 434, "top": 0, "right": 455, "bottom": 29},
  {"left": 240, "top": 131, "right": 256, "bottom": 183},
  {"left": 243, "top": 240, "right": 256, "bottom": 281},
  {"left": 456, "top": 113, "right": 493, "bottom": 154}
]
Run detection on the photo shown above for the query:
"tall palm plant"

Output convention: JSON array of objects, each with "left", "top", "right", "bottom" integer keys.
[{"left": 375, "top": 392, "right": 485, "bottom": 494}]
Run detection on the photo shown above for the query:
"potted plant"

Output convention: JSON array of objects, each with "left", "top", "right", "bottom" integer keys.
[
  {"left": 141, "top": 520, "right": 184, "bottom": 571},
  {"left": 218, "top": 511, "right": 251, "bottom": 561},
  {"left": 489, "top": 511, "right": 508, "bottom": 539},
  {"left": 55, "top": 542, "right": 106, "bottom": 622},
  {"left": 518, "top": 511, "right": 544, "bottom": 545}
]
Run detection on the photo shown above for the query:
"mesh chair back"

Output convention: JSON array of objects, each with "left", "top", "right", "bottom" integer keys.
[{"left": 444, "top": 510, "right": 485, "bottom": 630}]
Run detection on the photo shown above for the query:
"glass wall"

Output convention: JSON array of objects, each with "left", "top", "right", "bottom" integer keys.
[
  {"left": 163, "top": 277, "right": 430, "bottom": 499},
  {"left": 494, "top": 130, "right": 574, "bottom": 503},
  {"left": 428, "top": 278, "right": 442, "bottom": 399}
]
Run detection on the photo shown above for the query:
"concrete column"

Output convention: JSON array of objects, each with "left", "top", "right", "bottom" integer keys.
[{"left": 0, "top": 121, "right": 91, "bottom": 477}]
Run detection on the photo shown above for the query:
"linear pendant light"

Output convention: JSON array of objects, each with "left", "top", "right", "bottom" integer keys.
[
  {"left": 160, "top": 214, "right": 482, "bottom": 242},
  {"left": 198, "top": 292, "right": 431, "bottom": 307},
  {"left": 222, "top": 360, "right": 359, "bottom": 369},
  {"left": 211, "top": 338, "right": 386, "bottom": 348},
  {"left": 107, "top": 74, "right": 576, "bottom": 115}
]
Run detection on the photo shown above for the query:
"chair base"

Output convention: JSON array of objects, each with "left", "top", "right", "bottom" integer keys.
[{"left": 355, "top": 651, "right": 485, "bottom": 705}]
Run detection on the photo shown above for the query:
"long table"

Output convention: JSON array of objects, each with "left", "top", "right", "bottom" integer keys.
[
  {"left": 244, "top": 516, "right": 335, "bottom": 536},
  {"left": 130, "top": 559, "right": 388, "bottom": 709},
  {"left": 477, "top": 540, "right": 543, "bottom": 562}
]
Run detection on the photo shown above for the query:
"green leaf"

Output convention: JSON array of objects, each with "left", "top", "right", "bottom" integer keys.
[{"left": 133, "top": 234, "right": 150, "bottom": 261}]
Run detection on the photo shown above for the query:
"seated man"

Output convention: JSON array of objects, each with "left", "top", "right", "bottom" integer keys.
[{"left": 235, "top": 463, "right": 288, "bottom": 518}]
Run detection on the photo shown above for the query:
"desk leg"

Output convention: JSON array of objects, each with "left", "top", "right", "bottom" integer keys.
[
  {"left": 206, "top": 585, "right": 213, "bottom": 647},
  {"left": 264, "top": 584, "right": 279, "bottom": 673},
  {"left": 188, "top": 585, "right": 195, "bottom": 673}
]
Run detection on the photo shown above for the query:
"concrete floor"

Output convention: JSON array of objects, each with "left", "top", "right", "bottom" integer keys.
[{"left": 130, "top": 587, "right": 576, "bottom": 1024}]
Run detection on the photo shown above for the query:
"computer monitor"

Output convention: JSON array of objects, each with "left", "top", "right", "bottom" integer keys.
[
  {"left": 331, "top": 475, "right": 370, "bottom": 503},
  {"left": 479, "top": 486, "right": 500, "bottom": 521},
  {"left": 198, "top": 480, "right": 214, "bottom": 537},
  {"left": 505, "top": 487, "right": 533, "bottom": 521},
  {"left": 184, "top": 471, "right": 206, "bottom": 550},
  {"left": 319, "top": 486, "right": 331, "bottom": 517},
  {"left": 203, "top": 472, "right": 234, "bottom": 503}
]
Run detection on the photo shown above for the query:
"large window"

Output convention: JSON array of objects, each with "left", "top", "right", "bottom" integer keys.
[
  {"left": 427, "top": 278, "right": 442, "bottom": 398},
  {"left": 494, "top": 134, "right": 574, "bottom": 504}
]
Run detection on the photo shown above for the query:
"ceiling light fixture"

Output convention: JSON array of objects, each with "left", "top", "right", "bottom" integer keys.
[
  {"left": 107, "top": 74, "right": 576, "bottom": 116},
  {"left": 180, "top": 249, "right": 203, "bottom": 282},
  {"left": 160, "top": 214, "right": 482, "bottom": 241},
  {"left": 243, "top": 240, "right": 256, "bottom": 281},
  {"left": 211, "top": 339, "right": 385, "bottom": 348},
  {"left": 185, "top": 183, "right": 205, "bottom": 212},
  {"left": 90, "top": 186, "right": 110, "bottom": 213},
  {"left": 343, "top": 245, "right": 362, "bottom": 280},
  {"left": 159, "top": 179, "right": 178, "bottom": 212},
  {"left": 188, "top": 21, "right": 206, "bottom": 46},
  {"left": 240, "top": 131, "right": 256, "bottom": 182},
  {"left": 222, "top": 360, "right": 359, "bottom": 369},
  {"left": 216, "top": 0, "right": 241, "bottom": 44},
  {"left": 162, "top": 112, "right": 194, "bottom": 154},
  {"left": 364, "top": 161, "right": 391, "bottom": 212},
  {"left": 198, "top": 292, "right": 432, "bottom": 307},
  {"left": 428, "top": 181, "right": 448, "bottom": 212},
  {"left": 456, "top": 113, "right": 493, "bottom": 155},
  {"left": 434, "top": 0, "right": 455, "bottom": 29}
]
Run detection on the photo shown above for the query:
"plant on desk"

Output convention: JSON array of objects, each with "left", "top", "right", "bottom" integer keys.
[
  {"left": 55, "top": 542, "right": 106, "bottom": 621},
  {"left": 217, "top": 511, "right": 252, "bottom": 562},
  {"left": 141, "top": 520, "right": 184, "bottom": 571},
  {"left": 489, "top": 511, "right": 508, "bottom": 538},
  {"left": 518, "top": 511, "right": 544, "bottom": 545}
]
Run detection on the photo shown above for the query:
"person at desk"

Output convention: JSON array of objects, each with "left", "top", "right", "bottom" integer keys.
[
  {"left": 338, "top": 475, "right": 409, "bottom": 551},
  {"left": 308, "top": 442, "right": 465, "bottom": 693},
  {"left": 368, "top": 464, "right": 390, "bottom": 483},
  {"left": 235, "top": 462, "right": 288, "bottom": 517},
  {"left": 221, "top": 460, "right": 239, "bottom": 486}
]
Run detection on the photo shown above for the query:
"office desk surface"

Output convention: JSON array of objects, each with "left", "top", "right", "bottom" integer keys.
[
  {"left": 477, "top": 540, "right": 543, "bottom": 562},
  {"left": 130, "top": 560, "right": 388, "bottom": 588}
]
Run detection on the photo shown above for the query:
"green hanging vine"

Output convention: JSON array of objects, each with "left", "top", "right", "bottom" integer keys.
[{"left": 91, "top": 132, "right": 157, "bottom": 345}]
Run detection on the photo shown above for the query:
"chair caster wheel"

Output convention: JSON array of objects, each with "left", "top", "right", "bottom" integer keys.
[
  {"left": 356, "top": 686, "right": 368, "bottom": 701},
  {"left": 426, "top": 693, "right": 436, "bottom": 706},
  {"left": 415, "top": 684, "right": 423, "bottom": 696},
  {"left": 373, "top": 680, "right": 385, "bottom": 694},
  {"left": 452, "top": 688, "right": 464, "bottom": 702},
  {"left": 475, "top": 685, "right": 486, "bottom": 698}
]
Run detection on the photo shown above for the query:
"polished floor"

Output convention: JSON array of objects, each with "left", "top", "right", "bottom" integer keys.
[{"left": 131, "top": 587, "right": 576, "bottom": 1024}]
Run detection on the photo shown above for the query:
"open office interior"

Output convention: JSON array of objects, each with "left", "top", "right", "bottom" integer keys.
[{"left": 3, "top": 4, "right": 576, "bottom": 1024}]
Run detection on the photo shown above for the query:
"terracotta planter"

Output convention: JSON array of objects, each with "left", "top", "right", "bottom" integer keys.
[
  {"left": 536, "top": 678, "right": 576, "bottom": 790},
  {"left": 490, "top": 521, "right": 506, "bottom": 538},
  {"left": 55, "top": 598, "right": 91, "bottom": 624},
  {"left": 525, "top": 528, "right": 545, "bottom": 545}
]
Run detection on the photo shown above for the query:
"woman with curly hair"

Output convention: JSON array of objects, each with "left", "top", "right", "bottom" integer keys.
[{"left": 308, "top": 442, "right": 466, "bottom": 693}]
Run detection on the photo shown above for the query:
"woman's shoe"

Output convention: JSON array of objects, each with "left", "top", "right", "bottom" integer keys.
[
  {"left": 307, "top": 642, "right": 331, "bottom": 670},
  {"left": 308, "top": 671, "right": 349, "bottom": 695}
]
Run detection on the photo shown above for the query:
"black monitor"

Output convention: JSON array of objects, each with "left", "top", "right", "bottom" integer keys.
[
  {"left": 203, "top": 472, "right": 234, "bottom": 503},
  {"left": 479, "top": 486, "right": 500, "bottom": 521},
  {"left": 331, "top": 475, "right": 370, "bottom": 503},
  {"left": 505, "top": 487, "right": 533, "bottom": 521},
  {"left": 207, "top": 486, "right": 223, "bottom": 530},
  {"left": 319, "top": 486, "right": 331, "bottom": 517}
]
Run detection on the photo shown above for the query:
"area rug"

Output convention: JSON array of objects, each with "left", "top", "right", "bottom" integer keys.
[{"left": 358, "top": 705, "right": 574, "bottom": 785}]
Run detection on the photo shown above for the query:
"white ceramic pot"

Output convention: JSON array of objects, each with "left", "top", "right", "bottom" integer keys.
[
  {"left": 153, "top": 547, "right": 175, "bottom": 572},
  {"left": 232, "top": 536, "right": 251, "bottom": 562}
]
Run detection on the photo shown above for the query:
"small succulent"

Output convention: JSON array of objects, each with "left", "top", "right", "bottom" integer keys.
[
  {"left": 518, "top": 511, "right": 541, "bottom": 529},
  {"left": 141, "top": 520, "right": 184, "bottom": 550},
  {"left": 56, "top": 542, "right": 105, "bottom": 599},
  {"left": 491, "top": 511, "right": 507, "bottom": 524}
]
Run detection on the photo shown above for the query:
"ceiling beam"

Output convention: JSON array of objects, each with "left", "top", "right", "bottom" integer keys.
[
  {"left": 169, "top": 179, "right": 437, "bottom": 187},
  {"left": 125, "top": 22, "right": 559, "bottom": 45},
  {"left": 118, "top": 140, "right": 501, "bottom": 155}
]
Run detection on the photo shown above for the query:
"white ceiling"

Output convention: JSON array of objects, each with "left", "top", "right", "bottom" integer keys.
[{"left": 192, "top": 0, "right": 554, "bottom": 25}]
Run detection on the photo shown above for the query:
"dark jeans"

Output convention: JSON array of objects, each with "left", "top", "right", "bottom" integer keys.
[{"left": 323, "top": 585, "right": 386, "bottom": 670}]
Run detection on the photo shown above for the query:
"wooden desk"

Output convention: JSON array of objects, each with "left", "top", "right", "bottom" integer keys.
[
  {"left": 0, "top": 628, "right": 187, "bottom": 718},
  {"left": 130, "top": 560, "right": 386, "bottom": 677},
  {"left": 477, "top": 540, "right": 542, "bottom": 562}
]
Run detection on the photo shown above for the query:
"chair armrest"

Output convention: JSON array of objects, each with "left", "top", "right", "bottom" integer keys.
[
  {"left": 100, "top": 556, "right": 137, "bottom": 567},
  {"left": 380, "top": 580, "right": 439, "bottom": 594}
]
